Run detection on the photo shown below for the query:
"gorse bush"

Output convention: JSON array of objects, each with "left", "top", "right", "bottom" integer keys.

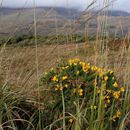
[{"left": 41, "top": 58, "right": 126, "bottom": 129}]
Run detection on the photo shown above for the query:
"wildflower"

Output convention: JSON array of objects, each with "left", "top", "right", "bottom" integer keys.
[
  {"left": 113, "top": 82, "right": 118, "bottom": 88},
  {"left": 116, "top": 110, "right": 121, "bottom": 117},
  {"left": 65, "top": 66, "right": 69, "bottom": 69},
  {"left": 74, "top": 62, "right": 77, "bottom": 66},
  {"left": 52, "top": 75, "right": 58, "bottom": 82},
  {"left": 55, "top": 85, "right": 60, "bottom": 90},
  {"left": 107, "top": 99, "right": 110, "bottom": 104},
  {"left": 91, "top": 66, "right": 98, "bottom": 71},
  {"left": 78, "top": 89, "right": 83, "bottom": 96},
  {"left": 82, "top": 66, "right": 89, "bottom": 73},
  {"left": 79, "top": 92, "right": 83, "bottom": 96},
  {"left": 55, "top": 87, "right": 58, "bottom": 91},
  {"left": 80, "top": 61, "right": 85, "bottom": 67},
  {"left": 76, "top": 70, "right": 80, "bottom": 75},
  {"left": 113, "top": 91, "right": 120, "bottom": 99},
  {"left": 110, "top": 71, "right": 114, "bottom": 75},
  {"left": 68, "top": 58, "right": 79, "bottom": 65},
  {"left": 104, "top": 76, "right": 108, "bottom": 81},
  {"left": 62, "top": 67, "right": 65, "bottom": 70},
  {"left": 88, "top": 63, "right": 90, "bottom": 66},
  {"left": 112, "top": 77, "right": 115, "bottom": 80},
  {"left": 97, "top": 69, "right": 104, "bottom": 78},
  {"left": 62, "top": 76, "right": 68, "bottom": 80},
  {"left": 120, "top": 87, "right": 125, "bottom": 92},
  {"left": 112, "top": 110, "right": 121, "bottom": 122},
  {"left": 59, "top": 86, "right": 63, "bottom": 91},
  {"left": 106, "top": 96, "right": 110, "bottom": 99},
  {"left": 65, "top": 84, "right": 68, "bottom": 88},
  {"left": 107, "top": 89, "right": 111, "bottom": 93}
]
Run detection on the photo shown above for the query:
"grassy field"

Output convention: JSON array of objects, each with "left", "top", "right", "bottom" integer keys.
[
  {"left": 0, "top": 39, "right": 130, "bottom": 129},
  {"left": 0, "top": 1, "right": 130, "bottom": 130}
]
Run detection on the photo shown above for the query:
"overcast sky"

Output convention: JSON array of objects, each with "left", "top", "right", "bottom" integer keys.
[{"left": 1, "top": 0, "right": 130, "bottom": 12}]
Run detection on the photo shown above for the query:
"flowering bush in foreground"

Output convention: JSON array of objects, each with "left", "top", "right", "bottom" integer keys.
[{"left": 41, "top": 58, "right": 125, "bottom": 129}]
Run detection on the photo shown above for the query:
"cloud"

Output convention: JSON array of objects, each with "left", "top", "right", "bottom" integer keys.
[
  {"left": 1, "top": 0, "right": 130, "bottom": 12},
  {"left": 1, "top": 0, "right": 90, "bottom": 8},
  {"left": 0, "top": 0, "right": 105, "bottom": 9}
]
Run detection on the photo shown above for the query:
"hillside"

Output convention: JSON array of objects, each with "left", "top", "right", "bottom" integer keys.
[{"left": 0, "top": 7, "right": 130, "bottom": 36}]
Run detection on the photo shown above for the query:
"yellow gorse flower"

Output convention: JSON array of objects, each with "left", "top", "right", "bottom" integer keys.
[
  {"left": 62, "top": 76, "right": 68, "bottom": 80},
  {"left": 113, "top": 91, "right": 120, "bottom": 99},
  {"left": 78, "top": 89, "right": 83, "bottom": 96},
  {"left": 113, "top": 82, "right": 118, "bottom": 88},
  {"left": 52, "top": 75, "right": 58, "bottom": 82},
  {"left": 120, "top": 87, "right": 125, "bottom": 92},
  {"left": 65, "top": 84, "right": 68, "bottom": 88},
  {"left": 112, "top": 110, "right": 121, "bottom": 122},
  {"left": 104, "top": 76, "right": 108, "bottom": 81},
  {"left": 68, "top": 58, "right": 80, "bottom": 65},
  {"left": 116, "top": 110, "right": 121, "bottom": 117},
  {"left": 76, "top": 70, "right": 80, "bottom": 75}
]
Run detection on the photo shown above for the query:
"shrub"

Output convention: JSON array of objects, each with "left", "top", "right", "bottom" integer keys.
[{"left": 41, "top": 58, "right": 125, "bottom": 129}]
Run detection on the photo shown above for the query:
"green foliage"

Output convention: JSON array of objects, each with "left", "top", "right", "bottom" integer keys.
[
  {"left": 0, "top": 85, "right": 42, "bottom": 130},
  {"left": 41, "top": 58, "right": 126, "bottom": 129},
  {"left": 0, "top": 34, "right": 96, "bottom": 46}
]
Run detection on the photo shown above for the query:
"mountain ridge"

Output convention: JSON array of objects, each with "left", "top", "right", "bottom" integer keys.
[{"left": 0, "top": 7, "right": 130, "bottom": 36}]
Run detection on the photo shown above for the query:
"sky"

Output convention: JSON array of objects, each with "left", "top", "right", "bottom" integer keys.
[{"left": 1, "top": 0, "right": 130, "bottom": 12}]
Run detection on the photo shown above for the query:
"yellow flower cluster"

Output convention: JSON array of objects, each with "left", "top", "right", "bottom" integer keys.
[
  {"left": 113, "top": 91, "right": 120, "bottom": 99},
  {"left": 73, "top": 87, "right": 83, "bottom": 96},
  {"left": 78, "top": 89, "right": 83, "bottom": 96},
  {"left": 68, "top": 58, "right": 80, "bottom": 65},
  {"left": 80, "top": 62, "right": 90, "bottom": 73},
  {"left": 113, "top": 82, "right": 118, "bottom": 88},
  {"left": 55, "top": 85, "right": 63, "bottom": 91},
  {"left": 112, "top": 110, "right": 121, "bottom": 122},
  {"left": 52, "top": 75, "right": 58, "bottom": 82},
  {"left": 62, "top": 76, "right": 68, "bottom": 80},
  {"left": 50, "top": 59, "right": 125, "bottom": 96}
]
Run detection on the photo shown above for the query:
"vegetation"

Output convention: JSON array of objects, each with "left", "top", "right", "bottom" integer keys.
[
  {"left": 0, "top": 34, "right": 97, "bottom": 46},
  {"left": 41, "top": 58, "right": 126, "bottom": 129},
  {"left": 0, "top": 1, "right": 130, "bottom": 130}
]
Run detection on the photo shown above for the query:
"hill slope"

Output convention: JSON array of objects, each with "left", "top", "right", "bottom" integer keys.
[{"left": 0, "top": 7, "right": 130, "bottom": 36}]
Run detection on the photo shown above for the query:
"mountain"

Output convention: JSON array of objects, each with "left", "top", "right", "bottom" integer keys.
[
  {"left": 90, "top": 10, "right": 130, "bottom": 16},
  {"left": 105, "top": 10, "right": 130, "bottom": 16},
  {"left": 0, "top": 7, "right": 130, "bottom": 37},
  {"left": 0, "top": 7, "right": 81, "bottom": 36}
]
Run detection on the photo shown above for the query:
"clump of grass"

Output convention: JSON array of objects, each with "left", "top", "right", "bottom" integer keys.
[{"left": 0, "top": 84, "right": 44, "bottom": 130}]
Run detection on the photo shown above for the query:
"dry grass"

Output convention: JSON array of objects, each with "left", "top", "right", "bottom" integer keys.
[{"left": 0, "top": 41, "right": 130, "bottom": 98}]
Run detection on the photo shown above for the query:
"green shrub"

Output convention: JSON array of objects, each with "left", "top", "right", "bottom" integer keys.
[{"left": 41, "top": 58, "right": 125, "bottom": 129}]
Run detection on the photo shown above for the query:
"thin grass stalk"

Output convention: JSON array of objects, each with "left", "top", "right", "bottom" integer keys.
[
  {"left": 89, "top": 78, "right": 97, "bottom": 130},
  {"left": 33, "top": 0, "right": 41, "bottom": 129},
  {"left": 61, "top": 90, "right": 66, "bottom": 130}
]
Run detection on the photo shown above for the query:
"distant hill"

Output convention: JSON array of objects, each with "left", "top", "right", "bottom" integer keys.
[
  {"left": 0, "top": 7, "right": 130, "bottom": 36},
  {"left": 0, "top": 7, "right": 81, "bottom": 19},
  {"left": 91, "top": 10, "right": 130, "bottom": 16}
]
